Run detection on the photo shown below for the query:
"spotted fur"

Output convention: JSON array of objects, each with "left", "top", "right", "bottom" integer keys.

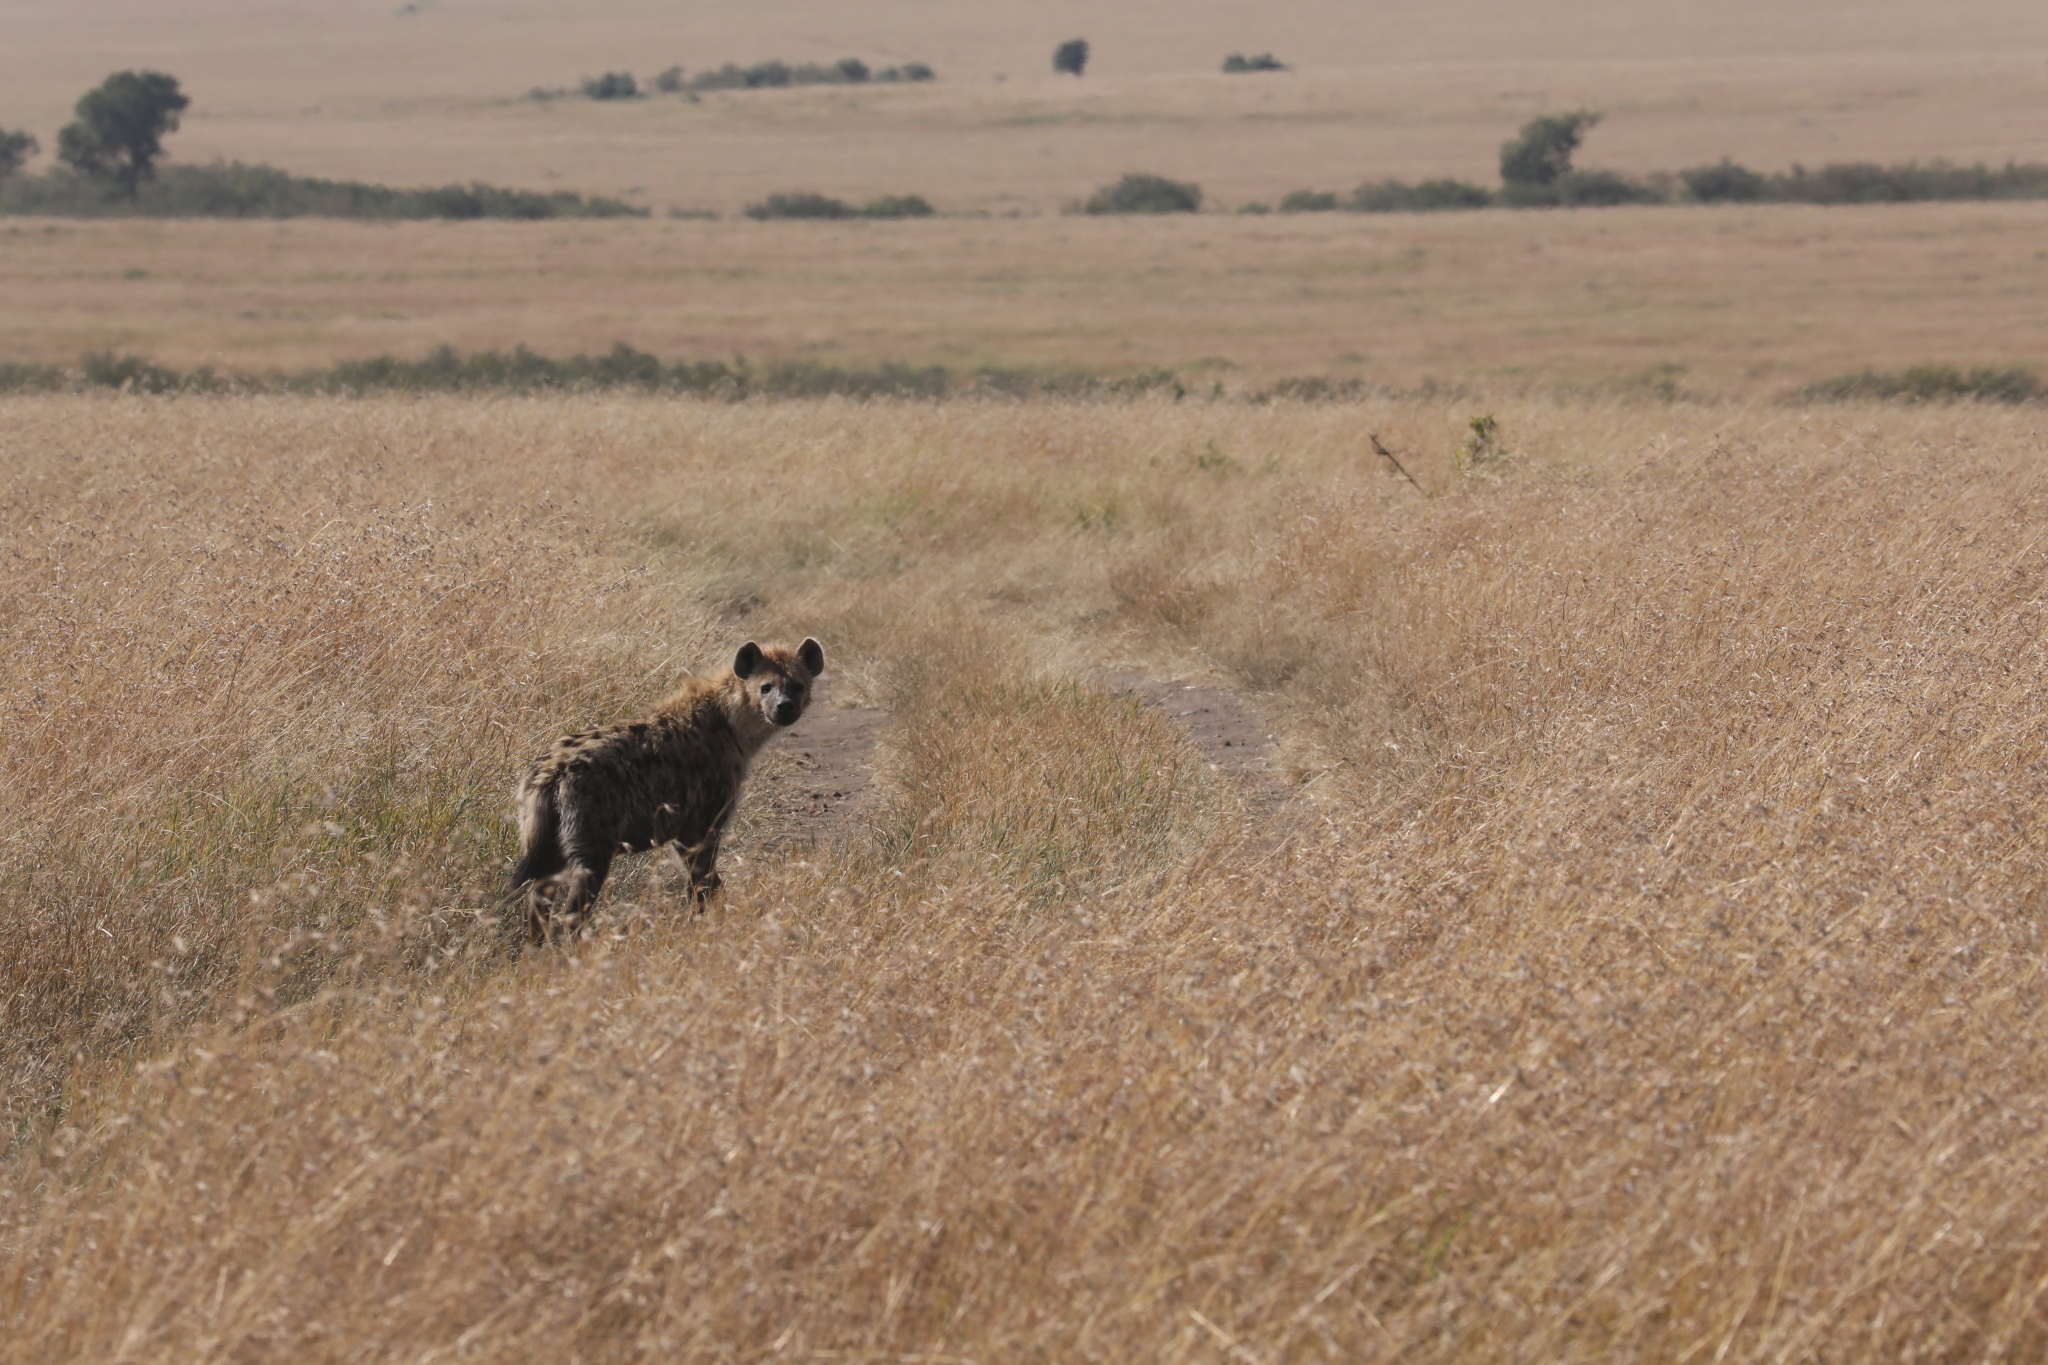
[{"left": 512, "top": 637, "right": 824, "bottom": 944}]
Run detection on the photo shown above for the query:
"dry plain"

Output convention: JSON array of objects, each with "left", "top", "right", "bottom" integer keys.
[
  {"left": 8, "top": 393, "right": 2048, "bottom": 1361},
  {"left": 8, "top": 1, "right": 2048, "bottom": 1361},
  {"left": 6, "top": 203, "right": 2048, "bottom": 393}
]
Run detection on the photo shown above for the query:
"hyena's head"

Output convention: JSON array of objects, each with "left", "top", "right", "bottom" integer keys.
[{"left": 733, "top": 637, "right": 825, "bottom": 728}]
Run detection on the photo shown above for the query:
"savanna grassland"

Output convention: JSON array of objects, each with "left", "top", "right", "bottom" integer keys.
[
  {"left": 6, "top": 202, "right": 2048, "bottom": 392},
  {"left": 8, "top": 0, "right": 2048, "bottom": 1358},
  {"left": 7, "top": 391, "right": 2048, "bottom": 1360}
]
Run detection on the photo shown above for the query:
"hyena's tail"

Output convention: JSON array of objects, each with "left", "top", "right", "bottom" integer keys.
[{"left": 511, "top": 777, "right": 567, "bottom": 887}]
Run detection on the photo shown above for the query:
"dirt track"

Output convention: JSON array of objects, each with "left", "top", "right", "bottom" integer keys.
[{"left": 742, "top": 672, "right": 1284, "bottom": 849}]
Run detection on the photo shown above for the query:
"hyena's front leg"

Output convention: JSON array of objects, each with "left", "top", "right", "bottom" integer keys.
[{"left": 681, "top": 827, "right": 725, "bottom": 910}]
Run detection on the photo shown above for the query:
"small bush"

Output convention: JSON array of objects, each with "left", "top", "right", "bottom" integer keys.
[
  {"left": 581, "top": 72, "right": 639, "bottom": 100},
  {"left": 1795, "top": 365, "right": 2041, "bottom": 405},
  {"left": 1553, "top": 169, "right": 1660, "bottom": 207},
  {"left": 1351, "top": 178, "right": 1493, "bottom": 212},
  {"left": 653, "top": 66, "right": 685, "bottom": 94},
  {"left": 1083, "top": 172, "right": 1201, "bottom": 215},
  {"left": 744, "top": 191, "right": 857, "bottom": 220},
  {"left": 1054, "top": 39, "right": 1090, "bottom": 77},
  {"left": 1410, "top": 178, "right": 1494, "bottom": 210},
  {"left": 1278, "top": 189, "right": 1339, "bottom": 213},
  {"left": 861, "top": 194, "right": 935, "bottom": 219},
  {"left": 81, "top": 350, "right": 191, "bottom": 393},
  {"left": 1680, "top": 159, "right": 1769, "bottom": 203},
  {"left": 0, "top": 127, "right": 36, "bottom": 180},
  {"left": 1222, "top": 53, "right": 1287, "bottom": 73},
  {"left": 0, "top": 360, "right": 67, "bottom": 393}
]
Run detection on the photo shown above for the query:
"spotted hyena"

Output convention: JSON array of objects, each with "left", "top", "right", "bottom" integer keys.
[{"left": 512, "top": 637, "right": 824, "bottom": 943}]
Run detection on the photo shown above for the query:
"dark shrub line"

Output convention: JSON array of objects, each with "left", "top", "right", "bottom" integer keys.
[
  {"left": 1276, "top": 158, "right": 2048, "bottom": 216},
  {"left": 744, "top": 191, "right": 935, "bottom": 220},
  {"left": 0, "top": 160, "right": 646, "bottom": 219},
  {"left": 534, "top": 58, "right": 935, "bottom": 101},
  {"left": 1222, "top": 53, "right": 1287, "bottom": 73},
  {"left": 4, "top": 346, "right": 2035, "bottom": 408},
  {"left": 1793, "top": 366, "right": 2040, "bottom": 405},
  {"left": 0, "top": 345, "right": 1188, "bottom": 400}
]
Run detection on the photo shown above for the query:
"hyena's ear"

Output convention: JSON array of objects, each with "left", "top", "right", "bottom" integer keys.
[
  {"left": 733, "top": 641, "right": 763, "bottom": 679},
  {"left": 798, "top": 637, "right": 825, "bottom": 676}
]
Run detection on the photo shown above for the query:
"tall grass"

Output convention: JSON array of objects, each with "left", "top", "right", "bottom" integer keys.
[{"left": 6, "top": 394, "right": 2048, "bottom": 1359}]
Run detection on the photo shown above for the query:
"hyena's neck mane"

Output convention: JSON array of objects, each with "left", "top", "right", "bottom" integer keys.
[{"left": 676, "top": 670, "right": 778, "bottom": 754}]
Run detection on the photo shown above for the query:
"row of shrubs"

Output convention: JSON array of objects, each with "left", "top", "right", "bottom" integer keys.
[
  {"left": 743, "top": 191, "right": 934, "bottom": 220},
  {"left": 0, "top": 160, "right": 646, "bottom": 219},
  {"left": 538, "top": 58, "right": 937, "bottom": 102},
  {"left": 1259, "top": 159, "right": 2048, "bottom": 215},
  {"left": 4, "top": 347, "right": 2038, "bottom": 408},
  {"left": 0, "top": 346, "right": 1187, "bottom": 400}
]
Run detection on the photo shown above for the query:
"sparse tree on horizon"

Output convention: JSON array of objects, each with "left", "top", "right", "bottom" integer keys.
[
  {"left": 1054, "top": 38, "right": 1089, "bottom": 76},
  {"left": 1499, "top": 109, "right": 1600, "bottom": 188},
  {"left": 57, "top": 70, "right": 189, "bottom": 199}
]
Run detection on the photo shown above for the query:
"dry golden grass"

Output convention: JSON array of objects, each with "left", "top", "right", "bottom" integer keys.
[
  {"left": 7, "top": 391, "right": 2048, "bottom": 1360},
  {"left": 7, "top": 201, "right": 2048, "bottom": 393}
]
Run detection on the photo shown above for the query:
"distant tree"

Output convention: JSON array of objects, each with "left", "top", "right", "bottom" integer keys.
[
  {"left": 1499, "top": 110, "right": 1600, "bottom": 189},
  {"left": 57, "top": 70, "right": 189, "bottom": 198},
  {"left": 653, "top": 66, "right": 685, "bottom": 93},
  {"left": 0, "top": 126, "right": 37, "bottom": 180},
  {"left": 1222, "top": 53, "right": 1287, "bottom": 73},
  {"left": 1054, "top": 39, "right": 1089, "bottom": 76}
]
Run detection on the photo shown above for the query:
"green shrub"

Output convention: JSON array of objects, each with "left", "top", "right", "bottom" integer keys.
[
  {"left": 1351, "top": 178, "right": 1492, "bottom": 212},
  {"left": 1553, "top": 169, "right": 1660, "bottom": 206},
  {"left": 1278, "top": 189, "right": 1339, "bottom": 213},
  {"left": 0, "top": 360, "right": 67, "bottom": 393},
  {"left": 81, "top": 350, "right": 193, "bottom": 393},
  {"left": 861, "top": 194, "right": 935, "bottom": 218},
  {"left": 744, "top": 191, "right": 857, "bottom": 220},
  {"left": 581, "top": 72, "right": 639, "bottom": 100},
  {"left": 653, "top": 66, "right": 685, "bottom": 93},
  {"left": 0, "top": 127, "right": 36, "bottom": 180},
  {"left": 1222, "top": 53, "right": 1287, "bottom": 73},
  {"left": 1794, "top": 365, "right": 2041, "bottom": 404},
  {"left": 1680, "top": 159, "right": 1769, "bottom": 203},
  {"left": 1410, "top": 178, "right": 1494, "bottom": 210},
  {"left": 1083, "top": 172, "right": 1201, "bottom": 214}
]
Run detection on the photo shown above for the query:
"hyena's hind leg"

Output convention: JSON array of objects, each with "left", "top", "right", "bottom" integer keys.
[{"left": 526, "top": 847, "right": 615, "bottom": 946}]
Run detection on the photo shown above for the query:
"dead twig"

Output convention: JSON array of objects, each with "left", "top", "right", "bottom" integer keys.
[{"left": 1369, "top": 433, "right": 1424, "bottom": 493}]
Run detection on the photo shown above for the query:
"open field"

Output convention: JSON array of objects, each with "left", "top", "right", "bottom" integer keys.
[
  {"left": 5, "top": 201, "right": 2048, "bottom": 393},
  {"left": 5, "top": 2, "right": 2048, "bottom": 215},
  {"left": 8, "top": 391, "right": 2048, "bottom": 1358}
]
